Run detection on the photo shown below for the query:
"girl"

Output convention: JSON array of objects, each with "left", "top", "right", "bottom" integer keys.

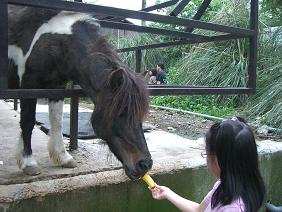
[
  {"left": 151, "top": 117, "right": 265, "bottom": 212},
  {"left": 148, "top": 68, "right": 158, "bottom": 84}
]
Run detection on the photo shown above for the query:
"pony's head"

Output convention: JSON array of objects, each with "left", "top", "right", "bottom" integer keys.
[
  {"left": 91, "top": 67, "right": 152, "bottom": 179},
  {"left": 73, "top": 32, "right": 152, "bottom": 179},
  {"left": 90, "top": 64, "right": 152, "bottom": 180}
]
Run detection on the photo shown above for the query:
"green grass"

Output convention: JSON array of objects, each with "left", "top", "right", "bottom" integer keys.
[{"left": 150, "top": 96, "right": 238, "bottom": 118}]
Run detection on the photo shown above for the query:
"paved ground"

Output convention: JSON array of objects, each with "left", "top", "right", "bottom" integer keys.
[{"left": 0, "top": 100, "right": 282, "bottom": 203}]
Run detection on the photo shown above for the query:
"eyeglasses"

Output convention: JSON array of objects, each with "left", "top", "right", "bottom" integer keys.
[
  {"left": 201, "top": 151, "right": 214, "bottom": 158},
  {"left": 201, "top": 152, "right": 207, "bottom": 158}
]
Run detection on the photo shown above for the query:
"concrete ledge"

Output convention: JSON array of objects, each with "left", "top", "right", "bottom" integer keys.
[{"left": 1, "top": 100, "right": 282, "bottom": 203}]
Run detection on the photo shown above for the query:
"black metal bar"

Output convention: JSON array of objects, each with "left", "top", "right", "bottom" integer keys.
[
  {"left": 185, "top": 0, "right": 212, "bottom": 32},
  {"left": 141, "top": 0, "right": 179, "bottom": 12},
  {"left": 117, "top": 34, "right": 248, "bottom": 52},
  {"left": 0, "top": 89, "right": 85, "bottom": 99},
  {"left": 99, "top": 20, "right": 210, "bottom": 40},
  {"left": 13, "top": 98, "right": 18, "bottom": 110},
  {"left": 0, "top": 87, "right": 253, "bottom": 98},
  {"left": 8, "top": 0, "right": 254, "bottom": 36},
  {"left": 247, "top": 0, "right": 258, "bottom": 94},
  {"left": 170, "top": 0, "right": 191, "bottom": 16},
  {"left": 135, "top": 49, "right": 142, "bottom": 73},
  {"left": 149, "top": 87, "right": 253, "bottom": 96},
  {"left": 148, "top": 85, "right": 220, "bottom": 88},
  {"left": 103, "top": 0, "right": 181, "bottom": 27},
  {"left": 0, "top": 0, "right": 8, "bottom": 90},
  {"left": 69, "top": 96, "right": 79, "bottom": 150},
  {"left": 141, "top": 0, "right": 146, "bottom": 26}
]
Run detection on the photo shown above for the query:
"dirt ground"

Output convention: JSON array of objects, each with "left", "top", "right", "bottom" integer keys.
[
  {"left": 145, "top": 108, "right": 282, "bottom": 142},
  {"left": 145, "top": 108, "right": 214, "bottom": 140},
  {"left": 79, "top": 101, "right": 214, "bottom": 140},
  {"left": 75, "top": 101, "right": 282, "bottom": 141}
]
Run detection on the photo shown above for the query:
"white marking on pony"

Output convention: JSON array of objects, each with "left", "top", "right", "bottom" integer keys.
[
  {"left": 8, "top": 45, "right": 26, "bottom": 82},
  {"left": 16, "top": 136, "right": 38, "bottom": 169},
  {"left": 8, "top": 11, "right": 99, "bottom": 84},
  {"left": 8, "top": 45, "right": 24, "bottom": 66},
  {"left": 48, "top": 100, "right": 73, "bottom": 165}
]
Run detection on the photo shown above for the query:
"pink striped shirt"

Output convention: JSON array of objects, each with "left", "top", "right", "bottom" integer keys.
[{"left": 204, "top": 181, "right": 245, "bottom": 212}]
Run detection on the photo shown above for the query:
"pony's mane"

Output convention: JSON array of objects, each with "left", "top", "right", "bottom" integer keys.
[
  {"left": 101, "top": 68, "right": 149, "bottom": 127},
  {"left": 88, "top": 36, "right": 149, "bottom": 126},
  {"left": 90, "top": 37, "right": 122, "bottom": 64}
]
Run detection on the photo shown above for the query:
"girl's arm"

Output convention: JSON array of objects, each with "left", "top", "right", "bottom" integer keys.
[{"left": 151, "top": 184, "right": 207, "bottom": 212}]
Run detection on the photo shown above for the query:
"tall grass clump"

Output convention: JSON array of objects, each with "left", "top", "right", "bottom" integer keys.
[
  {"left": 171, "top": 0, "right": 249, "bottom": 107},
  {"left": 248, "top": 27, "right": 282, "bottom": 128},
  {"left": 170, "top": 0, "right": 282, "bottom": 127},
  {"left": 109, "top": 0, "right": 282, "bottom": 128},
  {"left": 116, "top": 34, "right": 166, "bottom": 72}
]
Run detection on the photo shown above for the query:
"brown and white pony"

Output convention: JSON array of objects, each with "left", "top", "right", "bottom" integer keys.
[{"left": 8, "top": 5, "right": 152, "bottom": 179}]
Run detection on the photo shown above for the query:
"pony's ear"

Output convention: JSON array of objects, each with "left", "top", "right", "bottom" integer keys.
[{"left": 109, "top": 68, "right": 124, "bottom": 91}]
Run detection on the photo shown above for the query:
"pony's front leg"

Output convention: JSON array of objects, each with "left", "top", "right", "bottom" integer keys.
[
  {"left": 17, "top": 98, "right": 41, "bottom": 175},
  {"left": 48, "top": 99, "right": 77, "bottom": 168}
]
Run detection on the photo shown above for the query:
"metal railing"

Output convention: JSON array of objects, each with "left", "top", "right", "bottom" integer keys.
[{"left": 0, "top": 0, "right": 258, "bottom": 149}]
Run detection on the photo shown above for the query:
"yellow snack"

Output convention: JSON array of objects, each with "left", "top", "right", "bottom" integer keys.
[{"left": 142, "top": 173, "right": 156, "bottom": 189}]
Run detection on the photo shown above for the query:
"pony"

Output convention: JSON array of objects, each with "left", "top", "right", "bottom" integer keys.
[{"left": 7, "top": 5, "right": 153, "bottom": 179}]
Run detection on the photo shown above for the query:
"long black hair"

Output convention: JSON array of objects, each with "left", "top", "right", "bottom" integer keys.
[{"left": 205, "top": 117, "right": 265, "bottom": 212}]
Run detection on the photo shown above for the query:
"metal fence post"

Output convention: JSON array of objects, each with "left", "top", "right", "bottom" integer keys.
[
  {"left": 247, "top": 0, "right": 258, "bottom": 94},
  {"left": 0, "top": 0, "right": 8, "bottom": 90},
  {"left": 14, "top": 98, "right": 18, "bottom": 110},
  {"left": 69, "top": 96, "right": 79, "bottom": 150},
  {"left": 135, "top": 49, "right": 142, "bottom": 73}
]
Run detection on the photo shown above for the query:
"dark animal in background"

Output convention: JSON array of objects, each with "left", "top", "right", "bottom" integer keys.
[{"left": 8, "top": 5, "right": 152, "bottom": 179}]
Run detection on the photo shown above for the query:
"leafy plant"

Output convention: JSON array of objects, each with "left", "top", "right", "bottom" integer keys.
[
  {"left": 247, "top": 27, "right": 282, "bottom": 128},
  {"left": 117, "top": 34, "right": 166, "bottom": 72},
  {"left": 113, "top": 0, "right": 282, "bottom": 128},
  {"left": 150, "top": 95, "right": 237, "bottom": 118}
]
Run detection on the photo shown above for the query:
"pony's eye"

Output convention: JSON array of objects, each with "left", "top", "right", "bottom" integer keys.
[
  {"left": 120, "top": 107, "right": 128, "bottom": 118},
  {"left": 119, "top": 111, "right": 127, "bottom": 118}
]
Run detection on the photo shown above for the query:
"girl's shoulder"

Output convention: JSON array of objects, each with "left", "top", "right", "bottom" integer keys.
[
  {"left": 206, "top": 198, "right": 245, "bottom": 212},
  {"left": 204, "top": 181, "right": 245, "bottom": 212},
  {"left": 216, "top": 198, "right": 245, "bottom": 212},
  {"left": 204, "top": 180, "right": 221, "bottom": 205}
]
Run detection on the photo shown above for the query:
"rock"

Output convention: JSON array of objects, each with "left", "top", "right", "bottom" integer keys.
[
  {"left": 143, "top": 123, "right": 156, "bottom": 132},
  {"left": 257, "top": 125, "right": 269, "bottom": 136},
  {"left": 167, "top": 127, "right": 176, "bottom": 131}
]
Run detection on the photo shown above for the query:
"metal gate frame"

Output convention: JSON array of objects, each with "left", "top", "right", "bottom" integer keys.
[{"left": 0, "top": 0, "right": 258, "bottom": 149}]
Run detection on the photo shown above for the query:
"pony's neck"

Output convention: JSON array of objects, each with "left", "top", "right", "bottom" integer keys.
[{"left": 68, "top": 34, "right": 122, "bottom": 102}]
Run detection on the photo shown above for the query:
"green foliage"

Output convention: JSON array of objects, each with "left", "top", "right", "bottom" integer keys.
[
  {"left": 146, "top": 0, "right": 249, "bottom": 67},
  {"left": 169, "top": 0, "right": 249, "bottom": 106},
  {"left": 152, "top": 0, "right": 282, "bottom": 128},
  {"left": 247, "top": 27, "right": 282, "bottom": 128},
  {"left": 261, "top": 0, "right": 282, "bottom": 26},
  {"left": 117, "top": 34, "right": 166, "bottom": 71},
  {"left": 150, "top": 96, "right": 237, "bottom": 118},
  {"left": 113, "top": 0, "right": 282, "bottom": 127}
]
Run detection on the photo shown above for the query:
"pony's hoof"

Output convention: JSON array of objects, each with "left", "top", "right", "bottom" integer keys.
[
  {"left": 23, "top": 166, "right": 41, "bottom": 176},
  {"left": 62, "top": 159, "right": 77, "bottom": 168}
]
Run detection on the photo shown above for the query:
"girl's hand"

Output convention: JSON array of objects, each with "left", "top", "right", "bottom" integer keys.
[{"left": 151, "top": 184, "right": 171, "bottom": 200}]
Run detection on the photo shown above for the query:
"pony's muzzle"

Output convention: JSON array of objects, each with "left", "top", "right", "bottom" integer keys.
[{"left": 136, "top": 158, "right": 153, "bottom": 173}]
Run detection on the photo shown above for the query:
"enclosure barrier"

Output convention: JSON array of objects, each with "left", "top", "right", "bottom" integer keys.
[{"left": 0, "top": 0, "right": 258, "bottom": 150}]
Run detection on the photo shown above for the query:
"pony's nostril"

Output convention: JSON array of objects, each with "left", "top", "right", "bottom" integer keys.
[{"left": 137, "top": 159, "right": 153, "bottom": 172}]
